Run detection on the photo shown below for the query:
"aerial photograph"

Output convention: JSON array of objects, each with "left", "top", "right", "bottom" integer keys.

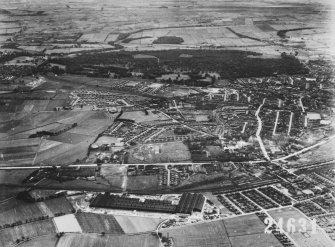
[{"left": 0, "top": 0, "right": 334, "bottom": 246}]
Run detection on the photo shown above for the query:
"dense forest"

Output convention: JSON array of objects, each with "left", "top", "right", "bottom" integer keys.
[{"left": 50, "top": 49, "right": 308, "bottom": 80}]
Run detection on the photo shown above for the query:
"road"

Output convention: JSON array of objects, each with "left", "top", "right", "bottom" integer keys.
[
  {"left": 255, "top": 98, "right": 270, "bottom": 160},
  {"left": 0, "top": 162, "right": 213, "bottom": 170},
  {"left": 273, "top": 111, "right": 279, "bottom": 136},
  {"left": 287, "top": 112, "right": 293, "bottom": 136}
]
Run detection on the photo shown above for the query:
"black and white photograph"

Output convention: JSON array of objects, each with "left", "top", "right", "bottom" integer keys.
[{"left": 0, "top": 0, "right": 334, "bottom": 246}]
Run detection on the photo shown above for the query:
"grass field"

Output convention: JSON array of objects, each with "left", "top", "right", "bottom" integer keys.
[
  {"left": 75, "top": 212, "right": 124, "bottom": 234},
  {"left": 126, "top": 175, "right": 159, "bottom": 191},
  {"left": 56, "top": 232, "right": 160, "bottom": 247},
  {"left": 0, "top": 219, "right": 56, "bottom": 247},
  {"left": 114, "top": 215, "right": 163, "bottom": 234},
  {"left": 268, "top": 207, "right": 334, "bottom": 247}
]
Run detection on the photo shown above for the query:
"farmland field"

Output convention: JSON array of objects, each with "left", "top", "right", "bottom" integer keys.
[
  {"left": 0, "top": 170, "right": 34, "bottom": 184},
  {"left": 0, "top": 186, "right": 24, "bottom": 201},
  {"left": 75, "top": 212, "right": 124, "bottom": 234},
  {"left": 0, "top": 219, "right": 56, "bottom": 247},
  {"left": 19, "top": 234, "right": 58, "bottom": 247},
  {"left": 268, "top": 207, "right": 334, "bottom": 247},
  {"left": 0, "top": 202, "right": 44, "bottom": 226},
  {"left": 56, "top": 232, "right": 160, "bottom": 247},
  {"left": 49, "top": 132, "right": 92, "bottom": 144},
  {"left": 53, "top": 214, "right": 82, "bottom": 233},
  {"left": 162, "top": 214, "right": 282, "bottom": 247},
  {"left": 43, "top": 197, "right": 74, "bottom": 215},
  {"left": 162, "top": 220, "right": 230, "bottom": 247},
  {"left": 223, "top": 213, "right": 267, "bottom": 236},
  {"left": 114, "top": 215, "right": 163, "bottom": 233},
  {"left": 229, "top": 233, "right": 282, "bottom": 247}
]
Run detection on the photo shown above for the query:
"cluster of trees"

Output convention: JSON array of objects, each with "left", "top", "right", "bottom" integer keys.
[
  {"left": 152, "top": 36, "right": 184, "bottom": 44},
  {"left": 0, "top": 215, "right": 50, "bottom": 231},
  {"left": 0, "top": 51, "right": 31, "bottom": 63}
]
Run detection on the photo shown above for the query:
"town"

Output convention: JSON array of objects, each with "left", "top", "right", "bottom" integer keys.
[{"left": 0, "top": 0, "right": 335, "bottom": 247}]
